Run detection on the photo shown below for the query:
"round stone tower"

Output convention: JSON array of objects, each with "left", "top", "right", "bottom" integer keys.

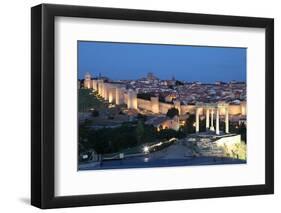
[
  {"left": 127, "top": 89, "right": 138, "bottom": 110},
  {"left": 84, "top": 72, "right": 92, "bottom": 89}
]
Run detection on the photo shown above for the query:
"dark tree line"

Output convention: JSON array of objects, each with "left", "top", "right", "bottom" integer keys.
[
  {"left": 79, "top": 120, "right": 185, "bottom": 155},
  {"left": 79, "top": 113, "right": 247, "bottom": 155},
  {"left": 166, "top": 107, "right": 179, "bottom": 118}
]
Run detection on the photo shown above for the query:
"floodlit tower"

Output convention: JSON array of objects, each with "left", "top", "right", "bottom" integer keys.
[
  {"left": 116, "top": 87, "right": 125, "bottom": 105},
  {"left": 127, "top": 89, "right": 138, "bottom": 110},
  {"left": 84, "top": 72, "right": 92, "bottom": 89}
]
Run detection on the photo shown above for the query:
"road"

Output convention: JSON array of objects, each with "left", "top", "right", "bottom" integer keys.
[{"left": 79, "top": 140, "right": 245, "bottom": 170}]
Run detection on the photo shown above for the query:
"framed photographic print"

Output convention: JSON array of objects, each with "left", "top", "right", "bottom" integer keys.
[{"left": 31, "top": 3, "right": 274, "bottom": 209}]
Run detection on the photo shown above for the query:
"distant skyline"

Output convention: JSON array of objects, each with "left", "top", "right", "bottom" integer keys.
[{"left": 78, "top": 41, "right": 246, "bottom": 83}]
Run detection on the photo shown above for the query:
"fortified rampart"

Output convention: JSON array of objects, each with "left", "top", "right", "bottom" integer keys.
[{"left": 86, "top": 75, "right": 246, "bottom": 116}]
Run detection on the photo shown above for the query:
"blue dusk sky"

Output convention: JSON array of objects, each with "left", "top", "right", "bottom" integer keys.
[{"left": 78, "top": 41, "right": 246, "bottom": 83}]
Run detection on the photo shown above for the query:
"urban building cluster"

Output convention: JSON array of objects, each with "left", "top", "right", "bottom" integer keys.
[{"left": 80, "top": 72, "right": 246, "bottom": 135}]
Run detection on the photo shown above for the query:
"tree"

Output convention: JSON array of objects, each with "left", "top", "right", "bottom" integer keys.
[
  {"left": 136, "top": 120, "right": 145, "bottom": 144},
  {"left": 92, "top": 109, "right": 99, "bottom": 117},
  {"left": 157, "top": 128, "right": 178, "bottom": 140},
  {"left": 183, "top": 114, "right": 196, "bottom": 133},
  {"left": 166, "top": 107, "right": 179, "bottom": 118},
  {"left": 137, "top": 113, "right": 147, "bottom": 121},
  {"left": 239, "top": 122, "right": 247, "bottom": 143}
]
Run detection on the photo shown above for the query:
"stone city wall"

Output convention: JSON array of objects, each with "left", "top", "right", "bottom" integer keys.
[
  {"left": 87, "top": 78, "right": 246, "bottom": 116},
  {"left": 137, "top": 98, "right": 152, "bottom": 112}
]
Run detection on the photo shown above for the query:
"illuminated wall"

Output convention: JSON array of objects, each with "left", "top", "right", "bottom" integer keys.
[
  {"left": 166, "top": 117, "right": 179, "bottom": 131},
  {"left": 127, "top": 89, "right": 138, "bottom": 109},
  {"left": 84, "top": 78, "right": 247, "bottom": 117},
  {"left": 173, "top": 100, "right": 181, "bottom": 115},
  {"left": 92, "top": 80, "right": 98, "bottom": 90},
  {"left": 181, "top": 105, "right": 196, "bottom": 115},
  {"left": 159, "top": 102, "right": 173, "bottom": 114},
  {"left": 115, "top": 87, "right": 125, "bottom": 105},
  {"left": 124, "top": 93, "right": 128, "bottom": 106},
  {"left": 97, "top": 80, "right": 103, "bottom": 95},
  {"left": 228, "top": 105, "right": 242, "bottom": 115},
  {"left": 151, "top": 97, "right": 160, "bottom": 114},
  {"left": 84, "top": 73, "right": 92, "bottom": 89},
  {"left": 156, "top": 116, "right": 180, "bottom": 131},
  {"left": 137, "top": 98, "right": 152, "bottom": 111},
  {"left": 108, "top": 87, "right": 116, "bottom": 103},
  {"left": 240, "top": 101, "right": 247, "bottom": 116}
]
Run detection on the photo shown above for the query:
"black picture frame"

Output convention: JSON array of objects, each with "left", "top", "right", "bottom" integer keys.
[{"left": 31, "top": 3, "right": 274, "bottom": 209}]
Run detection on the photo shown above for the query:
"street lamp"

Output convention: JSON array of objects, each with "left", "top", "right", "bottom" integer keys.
[{"left": 143, "top": 146, "right": 149, "bottom": 154}]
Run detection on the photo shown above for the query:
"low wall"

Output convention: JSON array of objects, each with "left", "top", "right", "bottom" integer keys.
[{"left": 215, "top": 135, "right": 241, "bottom": 148}]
